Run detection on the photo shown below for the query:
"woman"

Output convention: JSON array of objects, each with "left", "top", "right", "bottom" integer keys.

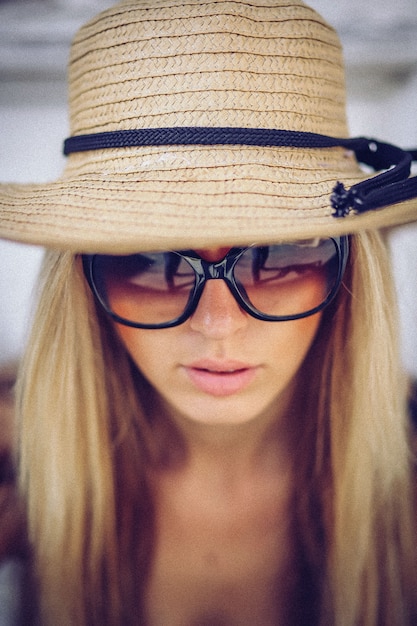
[{"left": 0, "top": 0, "right": 417, "bottom": 624}]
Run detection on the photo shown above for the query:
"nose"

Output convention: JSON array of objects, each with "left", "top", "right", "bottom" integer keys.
[{"left": 188, "top": 279, "right": 248, "bottom": 338}]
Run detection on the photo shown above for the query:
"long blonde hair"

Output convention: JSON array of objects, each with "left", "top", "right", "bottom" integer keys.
[
  {"left": 17, "top": 231, "right": 416, "bottom": 624},
  {"left": 292, "top": 231, "right": 417, "bottom": 624}
]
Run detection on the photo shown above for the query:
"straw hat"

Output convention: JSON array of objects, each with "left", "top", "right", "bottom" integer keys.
[{"left": 0, "top": 0, "right": 416, "bottom": 253}]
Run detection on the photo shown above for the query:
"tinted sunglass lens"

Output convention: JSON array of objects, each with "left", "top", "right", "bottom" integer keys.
[
  {"left": 233, "top": 239, "right": 340, "bottom": 318},
  {"left": 92, "top": 252, "right": 195, "bottom": 326}
]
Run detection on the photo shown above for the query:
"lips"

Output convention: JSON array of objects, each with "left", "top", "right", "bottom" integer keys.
[{"left": 183, "top": 359, "right": 258, "bottom": 397}]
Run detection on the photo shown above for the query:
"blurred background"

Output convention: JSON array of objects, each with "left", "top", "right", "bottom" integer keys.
[{"left": 0, "top": 0, "right": 416, "bottom": 375}]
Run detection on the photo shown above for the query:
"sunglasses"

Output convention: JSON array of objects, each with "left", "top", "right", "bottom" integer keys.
[{"left": 82, "top": 236, "right": 349, "bottom": 329}]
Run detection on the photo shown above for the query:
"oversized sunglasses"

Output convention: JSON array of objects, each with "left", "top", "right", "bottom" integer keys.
[{"left": 82, "top": 236, "right": 349, "bottom": 329}]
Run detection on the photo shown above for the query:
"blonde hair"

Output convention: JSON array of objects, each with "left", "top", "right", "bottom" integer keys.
[
  {"left": 17, "top": 232, "right": 416, "bottom": 625},
  {"left": 292, "top": 231, "right": 417, "bottom": 624},
  {"left": 17, "top": 253, "right": 154, "bottom": 623}
]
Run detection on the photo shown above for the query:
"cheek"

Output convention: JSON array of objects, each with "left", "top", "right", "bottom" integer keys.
[
  {"left": 272, "top": 313, "right": 322, "bottom": 371},
  {"left": 114, "top": 324, "right": 171, "bottom": 377}
]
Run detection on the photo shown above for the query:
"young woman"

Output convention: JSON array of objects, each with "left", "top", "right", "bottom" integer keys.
[{"left": 0, "top": 1, "right": 417, "bottom": 624}]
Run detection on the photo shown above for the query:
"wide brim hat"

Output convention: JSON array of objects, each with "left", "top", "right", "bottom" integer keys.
[{"left": 0, "top": 0, "right": 417, "bottom": 254}]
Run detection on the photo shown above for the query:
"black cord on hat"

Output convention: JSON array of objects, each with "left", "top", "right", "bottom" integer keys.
[{"left": 63, "top": 127, "right": 417, "bottom": 218}]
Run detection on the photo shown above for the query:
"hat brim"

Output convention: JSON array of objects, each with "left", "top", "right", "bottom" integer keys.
[{"left": 1, "top": 144, "right": 416, "bottom": 253}]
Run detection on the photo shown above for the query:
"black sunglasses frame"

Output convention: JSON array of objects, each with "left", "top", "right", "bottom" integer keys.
[{"left": 82, "top": 236, "right": 349, "bottom": 330}]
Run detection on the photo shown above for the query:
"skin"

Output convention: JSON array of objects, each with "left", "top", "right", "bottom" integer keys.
[
  {"left": 115, "top": 246, "right": 322, "bottom": 445},
  {"left": 113, "top": 247, "right": 323, "bottom": 624}
]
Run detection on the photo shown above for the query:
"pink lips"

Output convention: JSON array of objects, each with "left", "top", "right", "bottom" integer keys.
[{"left": 184, "top": 359, "right": 258, "bottom": 397}]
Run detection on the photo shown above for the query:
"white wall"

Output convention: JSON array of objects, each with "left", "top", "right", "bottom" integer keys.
[
  {"left": 0, "top": 81, "right": 67, "bottom": 363},
  {"left": 0, "top": 1, "right": 417, "bottom": 375}
]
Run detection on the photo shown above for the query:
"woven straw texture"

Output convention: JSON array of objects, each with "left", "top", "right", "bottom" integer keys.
[{"left": 0, "top": 0, "right": 416, "bottom": 253}]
